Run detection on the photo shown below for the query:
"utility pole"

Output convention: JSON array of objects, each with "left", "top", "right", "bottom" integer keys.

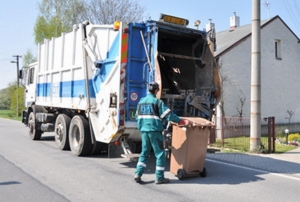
[
  {"left": 250, "top": 0, "right": 261, "bottom": 151},
  {"left": 11, "top": 55, "right": 22, "bottom": 87},
  {"left": 11, "top": 55, "right": 22, "bottom": 117}
]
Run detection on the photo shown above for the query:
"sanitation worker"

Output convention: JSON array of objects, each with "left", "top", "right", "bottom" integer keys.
[{"left": 134, "top": 81, "right": 192, "bottom": 184}]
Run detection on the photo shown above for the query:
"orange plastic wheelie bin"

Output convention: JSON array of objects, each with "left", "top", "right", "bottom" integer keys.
[{"left": 170, "top": 117, "right": 214, "bottom": 180}]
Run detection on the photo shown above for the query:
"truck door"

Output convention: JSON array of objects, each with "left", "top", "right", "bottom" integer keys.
[
  {"left": 24, "top": 63, "right": 37, "bottom": 107},
  {"left": 125, "top": 23, "right": 148, "bottom": 123}
]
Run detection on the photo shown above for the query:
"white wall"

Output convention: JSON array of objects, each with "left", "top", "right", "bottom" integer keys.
[{"left": 218, "top": 18, "right": 300, "bottom": 128}]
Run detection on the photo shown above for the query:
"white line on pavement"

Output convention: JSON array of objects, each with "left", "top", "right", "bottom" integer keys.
[{"left": 206, "top": 158, "right": 300, "bottom": 181}]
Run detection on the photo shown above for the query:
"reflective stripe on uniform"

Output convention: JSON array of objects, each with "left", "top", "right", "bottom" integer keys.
[
  {"left": 138, "top": 115, "right": 160, "bottom": 120},
  {"left": 137, "top": 162, "right": 147, "bottom": 167},
  {"left": 160, "top": 109, "right": 171, "bottom": 119},
  {"left": 156, "top": 166, "right": 165, "bottom": 171}
]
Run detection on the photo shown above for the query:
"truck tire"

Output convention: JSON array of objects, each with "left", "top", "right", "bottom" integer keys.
[
  {"left": 69, "top": 115, "right": 93, "bottom": 156},
  {"left": 55, "top": 114, "right": 71, "bottom": 150},
  {"left": 28, "top": 112, "right": 42, "bottom": 140}
]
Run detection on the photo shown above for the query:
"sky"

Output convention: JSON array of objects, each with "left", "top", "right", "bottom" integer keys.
[{"left": 1, "top": 0, "right": 300, "bottom": 90}]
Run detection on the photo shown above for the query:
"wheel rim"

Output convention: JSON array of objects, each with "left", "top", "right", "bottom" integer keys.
[
  {"left": 56, "top": 123, "right": 63, "bottom": 142},
  {"left": 28, "top": 113, "right": 34, "bottom": 135}
]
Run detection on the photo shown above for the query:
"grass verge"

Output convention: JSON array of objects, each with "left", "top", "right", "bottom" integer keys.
[
  {"left": 210, "top": 136, "right": 298, "bottom": 154},
  {"left": 0, "top": 110, "right": 22, "bottom": 121}
]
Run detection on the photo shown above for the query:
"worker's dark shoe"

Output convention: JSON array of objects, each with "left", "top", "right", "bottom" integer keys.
[
  {"left": 134, "top": 175, "right": 142, "bottom": 183},
  {"left": 155, "top": 178, "right": 170, "bottom": 184}
]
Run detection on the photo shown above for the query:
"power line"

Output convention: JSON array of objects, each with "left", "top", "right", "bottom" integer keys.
[
  {"left": 282, "top": 0, "right": 300, "bottom": 34},
  {"left": 293, "top": 0, "right": 300, "bottom": 19},
  {"left": 287, "top": 0, "right": 300, "bottom": 25}
]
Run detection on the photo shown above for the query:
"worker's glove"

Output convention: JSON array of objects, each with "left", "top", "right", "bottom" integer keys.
[{"left": 178, "top": 119, "right": 193, "bottom": 127}]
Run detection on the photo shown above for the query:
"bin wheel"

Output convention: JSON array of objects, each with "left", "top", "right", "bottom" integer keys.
[
  {"left": 200, "top": 167, "right": 207, "bottom": 177},
  {"left": 177, "top": 169, "right": 186, "bottom": 180}
]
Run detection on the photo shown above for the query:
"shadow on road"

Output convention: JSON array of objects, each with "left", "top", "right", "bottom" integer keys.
[{"left": 0, "top": 181, "right": 21, "bottom": 186}]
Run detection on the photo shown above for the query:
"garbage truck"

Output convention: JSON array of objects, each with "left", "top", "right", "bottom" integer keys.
[{"left": 22, "top": 14, "right": 220, "bottom": 158}]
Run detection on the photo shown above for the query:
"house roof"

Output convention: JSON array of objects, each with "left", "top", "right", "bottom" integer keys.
[{"left": 214, "top": 15, "right": 300, "bottom": 57}]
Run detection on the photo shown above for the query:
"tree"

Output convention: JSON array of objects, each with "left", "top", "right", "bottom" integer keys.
[
  {"left": 0, "top": 82, "right": 25, "bottom": 116},
  {"left": 79, "top": 0, "right": 145, "bottom": 24},
  {"left": 21, "top": 50, "right": 37, "bottom": 86},
  {"left": 10, "top": 86, "right": 25, "bottom": 117},
  {"left": 34, "top": 0, "right": 145, "bottom": 44},
  {"left": 236, "top": 95, "right": 246, "bottom": 118},
  {"left": 0, "top": 89, "right": 10, "bottom": 110},
  {"left": 34, "top": 0, "right": 86, "bottom": 44},
  {"left": 285, "top": 110, "right": 294, "bottom": 130}
]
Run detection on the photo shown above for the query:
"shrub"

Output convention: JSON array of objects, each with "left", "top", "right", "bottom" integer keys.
[{"left": 288, "top": 133, "right": 300, "bottom": 142}]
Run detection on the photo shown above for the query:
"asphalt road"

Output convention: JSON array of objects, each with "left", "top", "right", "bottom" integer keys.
[{"left": 1, "top": 118, "right": 300, "bottom": 202}]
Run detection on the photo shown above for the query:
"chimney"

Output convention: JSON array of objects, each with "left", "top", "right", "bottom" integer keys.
[
  {"left": 206, "top": 19, "right": 215, "bottom": 32},
  {"left": 230, "top": 12, "right": 240, "bottom": 30}
]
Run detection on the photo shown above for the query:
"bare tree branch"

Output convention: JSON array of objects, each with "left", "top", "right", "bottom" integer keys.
[{"left": 84, "top": 0, "right": 145, "bottom": 24}]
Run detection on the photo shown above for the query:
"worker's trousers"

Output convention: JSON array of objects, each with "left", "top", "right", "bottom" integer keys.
[{"left": 135, "top": 131, "right": 166, "bottom": 180}]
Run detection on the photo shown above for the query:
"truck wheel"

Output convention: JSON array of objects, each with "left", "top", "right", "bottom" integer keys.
[
  {"left": 69, "top": 115, "right": 92, "bottom": 156},
  {"left": 28, "top": 112, "right": 42, "bottom": 140},
  {"left": 55, "top": 114, "right": 71, "bottom": 150}
]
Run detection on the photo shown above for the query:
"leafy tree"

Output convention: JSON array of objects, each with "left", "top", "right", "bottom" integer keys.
[
  {"left": 23, "top": 50, "right": 37, "bottom": 67},
  {"left": 0, "top": 89, "right": 10, "bottom": 110},
  {"left": 34, "top": 0, "right": 86, "bottom": 44},
  {"left": 34, "top": 16, "right": 51, "bottom": 44},
  {"left": 21, "top": 50, "right": 37, "bottom": 86},
  {"left": 10, "top": 86, "right": 25, "bottom": 117},
  {"left": 0, "top": 82, "right": 24, "bottom": 116},
  {"left": 34, "top": 0, "right": 145, "bottom": 44}
]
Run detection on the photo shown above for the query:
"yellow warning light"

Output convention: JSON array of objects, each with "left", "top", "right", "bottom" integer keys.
[{"left": 114, "top": 21, "right": 120, "bottom": 31}]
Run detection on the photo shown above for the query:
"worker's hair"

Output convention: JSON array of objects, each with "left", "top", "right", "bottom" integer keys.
[
  {"left": 149, "top": 89, "right": 156, "bottom": 94},
  {"left": 148, "top": 81, "right": 159, "bottom": 94}
]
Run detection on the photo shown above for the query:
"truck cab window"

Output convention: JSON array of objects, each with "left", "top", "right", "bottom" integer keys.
[{"left": 28, "top": 68, "right": 34, "bottom": 84}]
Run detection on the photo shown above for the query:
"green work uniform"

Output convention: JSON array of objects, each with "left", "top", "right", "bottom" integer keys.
[{"left": 135, "top": 93, "right": 181, "bottom": 181}]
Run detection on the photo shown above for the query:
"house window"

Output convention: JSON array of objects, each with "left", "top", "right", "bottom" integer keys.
[{"left": 275, "top": 39, "right": 282, "bottom": 60}]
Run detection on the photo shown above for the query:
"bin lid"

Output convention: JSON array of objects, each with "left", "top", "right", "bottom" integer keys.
[
  {"left": 181, "top": 117, "right": 215, "bottom": 127},
  {"left": 176, "top": 117, "right": 215, "bottom": 127}
]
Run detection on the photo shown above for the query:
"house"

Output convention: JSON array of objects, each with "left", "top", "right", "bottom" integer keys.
[{"left": 213, "top": 14, "right": 300, "bottom": 138}]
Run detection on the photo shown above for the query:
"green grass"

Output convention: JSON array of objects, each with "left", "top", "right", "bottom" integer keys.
[
  {"left": 275, "top": 143, "right": 297, "bottom": 153},
  {"left": 211, "top": 136, "right": 298, "bottom": 154},
  {"left": 0, "top": 110, "right": 22, "bottom": 121}
]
